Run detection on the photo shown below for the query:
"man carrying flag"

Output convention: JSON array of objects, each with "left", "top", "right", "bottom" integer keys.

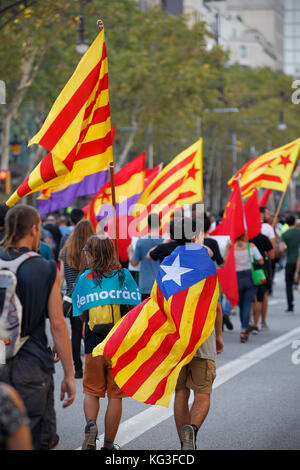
[{"left": 93, "top": 217, "right": 224, "bottom": 450}]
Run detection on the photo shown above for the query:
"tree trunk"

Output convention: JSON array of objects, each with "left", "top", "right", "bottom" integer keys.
[{"left": 1, "top": 43, "right": 38, "bottom": 170}]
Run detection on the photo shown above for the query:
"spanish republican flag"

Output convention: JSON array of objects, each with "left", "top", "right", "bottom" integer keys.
[
  {"left": 7, "top": 27, "right": 113, "bottom": 207},
  {"left": 133, "top": 139, "right": 203, "bottom": 235},
  {"left": 228, "top": 138, "right": 300, "bottom": 198},
  {"left": 93, "top": 244, "right": 219, "bottom": 407}
]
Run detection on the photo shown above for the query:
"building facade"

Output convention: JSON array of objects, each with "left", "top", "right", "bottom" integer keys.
[
  {"left": 284, "top": 0, "right": 300, "bottom": 77},
  {"left": 144, "top": 0, "right": 284, "bottom": 71}
]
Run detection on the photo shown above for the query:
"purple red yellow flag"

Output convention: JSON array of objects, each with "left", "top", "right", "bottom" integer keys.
[
  {"left": 6, "top": 27, "right": 113, "bottom": 207},
  {"left": 132, "top": 139, "right": 203, "bottom": 236},
  {"left": 93, "top": 244, "right": 219, "bottom": 407},
  {"left": 228, "top": 138, "right": 300, "bottom": 198}
]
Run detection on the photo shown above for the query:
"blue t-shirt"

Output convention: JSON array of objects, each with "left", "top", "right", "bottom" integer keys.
[{"left": 132, "top": 235, "right": 163, "bottom": 294}]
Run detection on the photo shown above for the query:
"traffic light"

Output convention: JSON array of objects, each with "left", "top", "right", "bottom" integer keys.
[{"left": 0, "top": 170, "right": 11, "bottom": 194}]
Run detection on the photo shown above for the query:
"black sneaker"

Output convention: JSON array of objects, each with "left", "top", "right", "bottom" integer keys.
[
  {"left": 49, "top": 434, "right": 59, "bottom": 450},
  {"left": 252, "top": 326, "right": 259, "bottom": 335},
  {"left": 223, "top": 315, "right": 233, "bottom": 330},
  {"left": 181, "top": 425, "right": 196, "bottom": 450},
  {"left": 81, "top": 420, "right": 98, "bottom": 450}
]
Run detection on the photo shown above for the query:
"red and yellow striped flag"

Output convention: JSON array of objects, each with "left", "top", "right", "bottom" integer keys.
[
  {"left": 132, "top": 139, "right": 203, "bottom": 235},
  {"left": 93, "top": 244, "right": 219, "bottom": 407},
  {"left": 228, "top": 138, "right": 300, "bottom": 198},
  {"left": 7, "top": 27, "right": 113, "bottom": 207}
]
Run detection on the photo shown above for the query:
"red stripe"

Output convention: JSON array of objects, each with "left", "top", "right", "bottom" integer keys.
[
  {"left": 83, "top": 70, "right": 109, "bottom": 121},
  {"left": 17, "top": 176, "right": 31, "bottom": 198},
  {"left": 150, "top": 152, "right": 196, "bottom": 194},
  {"left": 104, "top": 298, "right": 150, "bottom": 359},
  {"left": 39, "top": 46, "right": 107, "bottom": 150},
  {"left": 40, "top": 152, "right": 58, "bottom": 182},
  {"left": 241, "top": 174, "right": 282, "bottom": 192},
  {"left": 145, "top": 275, "right": 217, "bottom": 404},
  {"left": 90, "top": 102, "right": 110, "bottom": 125},
  {"left": 119, "top": 286, "right": 189, "bottom": 396},
  {"left": 75, "top": 129, "right": 112, "bottom": 161},
  {"left": 112, "top": 307, "right": 165, "bottom": 376}
]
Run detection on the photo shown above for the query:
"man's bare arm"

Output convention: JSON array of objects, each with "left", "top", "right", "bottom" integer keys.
[{"left": 48, "top": 270, "right": 76, "bottom": 408}]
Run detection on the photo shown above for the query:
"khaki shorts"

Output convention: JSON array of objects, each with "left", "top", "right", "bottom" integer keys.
[
  {"left": 176, "top": 358, "right": 216, "bottom": 394},
  {"left": 83, "top": 354, "right": 127, "bottom": 399}
]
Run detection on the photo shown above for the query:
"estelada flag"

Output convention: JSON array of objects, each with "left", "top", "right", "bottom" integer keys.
[
  {"left": 228, "top": 138, "right": 300, "bottom": 198},
  {"left": 210, "top": 179, "right": 245, "bottom": 306},
  {"left": 7, "top": 27, "right": 113, "bottom": 207},
  {"left": 244, "top": 188, "right": 261, "bottom": 239},
  {"left": 93, "top": 244, "right": 219, "bottom": 407},
  {"left": 133, "top": 139, "right": 203, "bottom": 236}
]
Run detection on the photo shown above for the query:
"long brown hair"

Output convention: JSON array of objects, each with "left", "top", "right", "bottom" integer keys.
[
  {"left": 62, "top": 219, "right": 94, "bottom": 270},
  {"left": 85, "top": 233, "right": 122, "bottom": 284},
  {"left": 1, "top": 205, "right": 40, "bottom": 252}
]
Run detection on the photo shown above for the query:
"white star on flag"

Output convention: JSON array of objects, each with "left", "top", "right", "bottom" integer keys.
[{"left": 160, "top": 255, "right": 193, "bottom": 286}]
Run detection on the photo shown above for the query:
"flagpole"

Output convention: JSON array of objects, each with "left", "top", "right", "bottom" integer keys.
[
  {"left": 109, "top": 162, "right": 119, "bottom": 258},
  {"left": 96, "top": 19, "right": 119, "bottom": 258},
  {"left": 272, "top": 189, "right": 287, "bottom": 228}
]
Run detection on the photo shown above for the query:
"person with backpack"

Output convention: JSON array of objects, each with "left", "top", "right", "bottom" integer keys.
[
  {"left": 59, "top": 219, "right": 95, "bottom": 378},
  {"left": 72, "top": 233, "right": 141, "bottom": 450},
  {"left": 0, "top": 205, "right": 76, "bottom": 450}
]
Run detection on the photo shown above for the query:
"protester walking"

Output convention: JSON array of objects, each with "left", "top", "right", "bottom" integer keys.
[
  {"left": 71, "top": 233, "right": 140, "bottom": 450},
  {"left": 59, "top": 219, "right": 95, "bottom": 378},
  {"left": 280, "top": 214, "right": 300, "bottom": 312},
  {"left": 128, "top": 214, "right": 163, "bottom": 300},
  {"left": 0, "top": 205, "right": 76, "bottom": 450},
  {"left": 234, "top": 234, "right": 264, "bottom": 343}
]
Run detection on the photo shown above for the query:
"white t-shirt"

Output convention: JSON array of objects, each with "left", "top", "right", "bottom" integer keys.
[
  {"left": 234, "top": 245, "right": 262, "bottom": 272},
  {"left": 261, "top": 223, "right": 276, "bottom": 240}
]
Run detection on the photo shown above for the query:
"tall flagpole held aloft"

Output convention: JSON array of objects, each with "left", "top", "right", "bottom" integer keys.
[{"left": 97, "top": 19, "right": 119, "bottom": 259}]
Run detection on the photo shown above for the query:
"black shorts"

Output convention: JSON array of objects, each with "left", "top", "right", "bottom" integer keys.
[{"left": 0, "top": 355, "right": 56, "bottom": 450}]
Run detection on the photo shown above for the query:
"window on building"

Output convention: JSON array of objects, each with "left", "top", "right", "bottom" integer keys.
[
  {"left": 161, "top": 0, "right": 183, "bottom": 16},
  {"left": 239, "top": 45, "right": 247, "bottom": 58}
]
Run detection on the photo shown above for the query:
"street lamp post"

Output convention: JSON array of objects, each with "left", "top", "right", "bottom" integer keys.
[{"left": 76, "top": 0, "right": 90, "bottom": 55}]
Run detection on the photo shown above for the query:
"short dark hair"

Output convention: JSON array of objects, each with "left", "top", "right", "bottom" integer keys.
[
  {"left": 147, "top": 213, "right": 160, "bottom": 230},
  {"left": 70, "top": 208, "right": 84, "bottom": 225},
  {"left": 204, "top": 215, "right": 211, "bottom": 233},
  {"left": 286, "top": 214, "right": 295, "bottom": 226},
  {"left": 173, "top": 217, "right": 202, "bottom": 244},
  {"left": 259, "top": 206, "right": 266, "bottom": 214}
]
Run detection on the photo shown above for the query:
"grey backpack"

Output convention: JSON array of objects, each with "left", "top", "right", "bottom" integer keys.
[{"left": 0, "top": 252, "right": 40, "bottom": 364}]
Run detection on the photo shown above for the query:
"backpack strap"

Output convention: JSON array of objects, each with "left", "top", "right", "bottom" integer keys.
[{"left": 0, "top": 251, "right": 41, "bottom": 274}]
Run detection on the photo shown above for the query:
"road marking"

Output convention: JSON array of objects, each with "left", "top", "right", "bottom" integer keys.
[{"left": 81, "top": 326, "right": 300, "bottom": 449}]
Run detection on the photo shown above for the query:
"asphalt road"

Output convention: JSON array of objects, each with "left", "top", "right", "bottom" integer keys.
[{"left": 51, "top": 267, "right": 300, "bottom": 451}]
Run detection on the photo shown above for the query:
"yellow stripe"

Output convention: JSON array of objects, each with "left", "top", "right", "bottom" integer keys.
[{"left": 82, "top": 117, "right": 111, "bottom": 143}]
